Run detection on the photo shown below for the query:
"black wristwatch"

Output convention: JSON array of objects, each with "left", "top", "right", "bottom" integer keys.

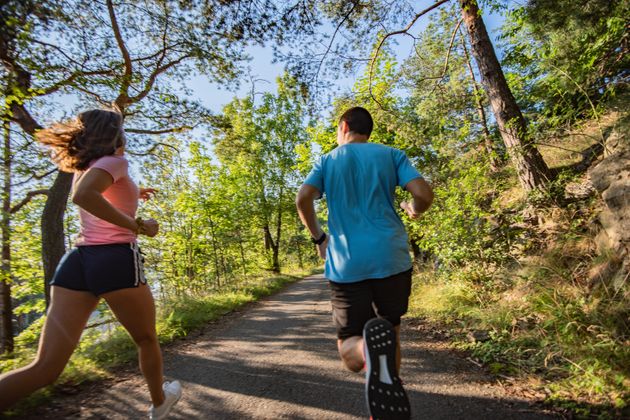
[{"left": 311, "top": 232, "right": 327, "bottom": 245}]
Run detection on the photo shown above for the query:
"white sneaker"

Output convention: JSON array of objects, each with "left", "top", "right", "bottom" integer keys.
[{"left": 149, "top": 380, "right": 182, "bottom": 420}]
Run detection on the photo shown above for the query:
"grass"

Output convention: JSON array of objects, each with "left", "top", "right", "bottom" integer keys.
[
  {"left": 0, "top": 266, "right": 320, "bottom": 417},
  {"left": 408, "top": 247, "right": 630, "bottom": 417},
  {"left": 407, "top": 190, "right": 629, "bottom": 417}
]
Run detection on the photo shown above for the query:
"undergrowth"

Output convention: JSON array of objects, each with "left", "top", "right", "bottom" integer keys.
[{"left": 408, "top": 205, "right": 629, "bottom": 418}]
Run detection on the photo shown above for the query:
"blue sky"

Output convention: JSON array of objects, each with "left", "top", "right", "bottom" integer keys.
[
  {"left": 49, "top": 2, "right": 508, "bottom": 149},
  {"left": 186, "top": 4, "right": 507, "bottom": 116}
]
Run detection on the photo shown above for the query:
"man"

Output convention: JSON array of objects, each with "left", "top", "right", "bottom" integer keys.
[{"left": 296, "top": 107, "right": 433, "bottom": 419}]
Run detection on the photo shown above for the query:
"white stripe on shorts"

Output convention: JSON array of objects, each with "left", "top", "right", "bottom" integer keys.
[{"left": 130, "top": 243, "right": 146, "bottom": 287}]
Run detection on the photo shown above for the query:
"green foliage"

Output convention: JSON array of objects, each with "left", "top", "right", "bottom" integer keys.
[
  {"left": 408, "top": 212, "right": 630, "bottom": 413},
  {"left": 2, "top": 1, "right": 628, "bottom": 417},
  {"left": 501, "top": 0, "right": 629, "bottom": 130},
  {"left": 211, "top": 73, "right": 313, "bottom": 273},
  {"left": 408, "top": 161, "right": 499, "bottom": 266}
]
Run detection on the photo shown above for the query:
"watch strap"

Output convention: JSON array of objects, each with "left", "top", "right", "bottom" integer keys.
[{"left": 311, "top": 232, "right": 327, "bottom": 245}]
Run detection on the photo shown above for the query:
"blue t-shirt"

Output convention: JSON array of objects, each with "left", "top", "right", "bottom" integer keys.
[{"left": 303, "top": 143, "right": 422, "bottom": 283}]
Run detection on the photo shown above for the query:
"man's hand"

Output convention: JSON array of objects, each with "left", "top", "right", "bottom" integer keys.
[
  {"left": 401, "top": 178, "right": 434, "bottom": 218},
  {"left": 316, "top": 234, "right": 329, "bottom": 259},
  {"left": 400, "top": 201, "right": 419, "bottom": 219},
  {"left": 139, "top": 188, "right": 158, "bottom": 201}
]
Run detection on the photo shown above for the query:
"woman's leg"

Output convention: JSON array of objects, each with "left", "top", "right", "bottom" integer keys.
[
  {"left": 0, "top": 286, "right": 98, "bottom": 410},
  {"left": 101, "top": 283, "right": 165, "bottom": 407}
]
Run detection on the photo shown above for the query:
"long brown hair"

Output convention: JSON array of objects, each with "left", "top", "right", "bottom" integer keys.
[{"left": 36, "top": 109, "right": 124, "bottom": 172}]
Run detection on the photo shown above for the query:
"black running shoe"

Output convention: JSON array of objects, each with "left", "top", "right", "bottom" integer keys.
[{"left": 363, "top": 318, "right": 411, "bottom": 420}]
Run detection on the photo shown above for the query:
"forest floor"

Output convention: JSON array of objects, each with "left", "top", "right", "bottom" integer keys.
[{"left": 13, "top": 274, "right": 562, "bottom": 419}]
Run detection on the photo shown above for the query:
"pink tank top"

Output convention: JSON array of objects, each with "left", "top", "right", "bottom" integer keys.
[{"left": 74, "top": 155, "right": 139, "bottom": 246}]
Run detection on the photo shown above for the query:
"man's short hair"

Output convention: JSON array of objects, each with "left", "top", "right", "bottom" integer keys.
[{"left": 339, "top": 107, "right": 373, "bottom": 136}]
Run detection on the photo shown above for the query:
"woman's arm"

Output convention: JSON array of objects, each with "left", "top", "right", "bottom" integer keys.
[
  {"left": 72, "top": 168, "right": 139, "bottom": 232},
  {"left": 139, "top": 187, "right": 158, "bottom": 200}
]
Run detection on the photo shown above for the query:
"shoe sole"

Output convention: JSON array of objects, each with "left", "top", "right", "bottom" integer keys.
[{"left": 363, "top": 318, "right": 411, "bottom": 420}]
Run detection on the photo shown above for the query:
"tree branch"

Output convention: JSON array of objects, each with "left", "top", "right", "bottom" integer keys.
[
  {"left": 128, "top": 55, "right": 192, "bottom": 104},
  {"left": 9, "top": 104, "right": 41, "bottom": 135},
  {"left": 11, "top": 168, "right": 57, "bottom": 188},
  {"left": 10, "top": 189, "right": 49, "bottom": 214},
  {"left": 41, "top": 69, "right": 117, "bottom": 95},
  {"left": 368, "top": 0, "right": 451, "bottom": 109},
  {"left": 132, "top": 42, "right": 186, "bottom": 63},
  {"left": 0, "top": 30, "right": 42, "bottom": 134},
  {"left": 107, "top": 0, "right": 133, "bottom": 108},
  {"left": 427, "top": 17, "right": 463, "bottom": 97},
  {"left": 126, "top": 142, "right": 180, "bottom": 156},
  {"left": 28, "top": 39, "right": 89, "bottom": 68},
  {"left": 73, "top": 85, "right": 110, "bottom": 105},
  {"left": 313, "top": 1, "right": 359, "bottom": 83},
  {"left": 125, "top": 125, "right": 193, "bottom": 135}
]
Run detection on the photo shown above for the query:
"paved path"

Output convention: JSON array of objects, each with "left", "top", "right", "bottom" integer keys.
[{"left": 22, "top": 275, "right": 559, "bottom": 419}]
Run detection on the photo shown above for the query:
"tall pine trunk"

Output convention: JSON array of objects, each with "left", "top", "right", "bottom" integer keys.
[
  {"left": 460, "top": 0, "right": 552, "bottom": 191},
  {"left": 1, "top": 121, "right": 14, "bottom": 353},
  {"left": 41, "top": 171, "right": 73, "bottom": 306}
]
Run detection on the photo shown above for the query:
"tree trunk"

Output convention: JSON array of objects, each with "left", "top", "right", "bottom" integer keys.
[
  {"left": 41, "top": 171, "right": 73, "bottom": 306},
  {"left": 207, "top": 215, "right": 221, "bottom": 288},
  {"left": 1, "top": 121, "right": 14, "bottom": 353},
  {"left": 461, "top": 33, "right": 501, "bottom": 171},
  {"left": 271, "top": 245, "right": 280, "bottom": 274},
  {"left": 236, "top": 231, "right": 247, "bottom": 276},
  {"left": 263, "top": 225, "right": 280, "bottom": 273},
  {"left": 460, "top": 0, "right": 552, "bottom": 191},
  {"left": 271, "top": 186, "right": 284, "bottom": 274}
]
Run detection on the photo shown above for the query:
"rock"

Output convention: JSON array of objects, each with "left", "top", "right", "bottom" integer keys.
[
  {"left": 467, "top": 330, "right": 490, "bottom": 343},
  {"left": 603, "top": 127, "right": 626, "bottom": 156},
  {"left": 588, "top": 150, "right": 629, "bottom": 193},
  {"left": 587, "top": 257, "right": 623, "bottom": 290},
  {"left": 588, "top": 138, "right": 630, "bottom": 267},
  {"left": 564, "top": 179, "right": 596, "bottom": 200}
]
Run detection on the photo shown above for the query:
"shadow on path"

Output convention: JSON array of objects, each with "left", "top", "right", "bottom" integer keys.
[{"left": 16, "top": 275, "right": 560, "bottom": 419}]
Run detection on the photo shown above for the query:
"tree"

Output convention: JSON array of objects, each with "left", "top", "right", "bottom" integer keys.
[
  {"left": 500, "top": 0, "right": 629, "bottom": 130},
  {"left": 0, "top": 0, "right": 315, "bottom": 324},
  {"left": 275, "top": 0, "right": 553, "bottom": 192},
  {"left": 0, "top": 0, "right": 285, "bottom": 350},
  {"left": 213, "top": 74, "right": 308, "bottom": 272},
  {"left": 0, "top": 121, "right": 13, "bottom": 352},
  {"left": 0, "top": 115, "right": 50, "bottom": 353},
  {"left": 459, "top": 0, "right": 551, "bottom": 191}
]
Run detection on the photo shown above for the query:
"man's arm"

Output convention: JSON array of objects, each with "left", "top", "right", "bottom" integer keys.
[
  {"left": 296, "top": 184, "right": 328, "bottom": 259},
  {"left": 400, "top": 178, "right": 434, "bottom": 219}
]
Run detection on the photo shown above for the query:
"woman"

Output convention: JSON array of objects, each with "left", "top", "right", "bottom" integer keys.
[{"left": 0, "top": 109, "right": 182, "bottom": 419}]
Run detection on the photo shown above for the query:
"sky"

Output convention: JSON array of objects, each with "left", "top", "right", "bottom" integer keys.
[
  {"left": 48, "top": 1, "right": 509, "bottom": 161},
  {"left": 35, "top": 1, "right": 510, "bottom": 195},
  {"left": 182, "top": 3, "right": 508, "bottom": 116}
]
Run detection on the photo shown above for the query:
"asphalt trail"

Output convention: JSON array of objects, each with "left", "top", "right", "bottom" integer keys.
[{"left": 20, "top": 274, "right": 558, "bottom": 419}]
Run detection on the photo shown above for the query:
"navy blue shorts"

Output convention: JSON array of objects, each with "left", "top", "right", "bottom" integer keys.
[
  {"left": 50, "top": 243, "right": 146, "bottom": 296},
  {"left": 329, "top": 268, "right": 412, "bottom": 340}
]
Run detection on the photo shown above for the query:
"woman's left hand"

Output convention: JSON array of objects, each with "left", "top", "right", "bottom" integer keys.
[{"left": 139, "top": 188, "right": 158, "bottom": 201}]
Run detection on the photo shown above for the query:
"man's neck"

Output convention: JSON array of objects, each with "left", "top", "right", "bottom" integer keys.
[{"left": 340, "top": 134, "right": 369, "bottom": 145}]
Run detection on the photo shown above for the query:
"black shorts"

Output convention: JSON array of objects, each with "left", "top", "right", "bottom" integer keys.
[
  {"left": 50, "top": 243, "right": 146, "bottom": 296},
  {"left": 329, "top": 268, "right": 412, "bottom": 340}
]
